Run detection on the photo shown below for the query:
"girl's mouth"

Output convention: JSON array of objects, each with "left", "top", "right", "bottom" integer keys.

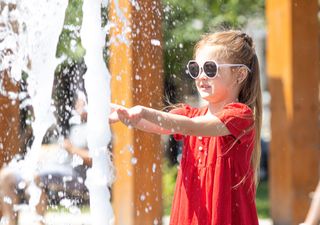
[{"left": 200, "top": 84, "right": 211, "bottom": 89}]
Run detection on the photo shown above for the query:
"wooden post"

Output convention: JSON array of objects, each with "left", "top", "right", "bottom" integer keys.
[
  {"left": 0, "top": 71, "right": 20, "bottom": 168},
  {"left": 109, "top": 1, "right": 163, "bottom": 225},
  {"left": 266, "top": 0, "right": 320, "bottom": 224}
]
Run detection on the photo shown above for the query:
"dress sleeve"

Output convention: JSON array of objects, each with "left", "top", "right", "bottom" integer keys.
[
  {"left": 169, "top": 105, "right": 192, "bottom": 141},
  {"left": 217, "top": 103, "right": 254, "bottom": 142}
]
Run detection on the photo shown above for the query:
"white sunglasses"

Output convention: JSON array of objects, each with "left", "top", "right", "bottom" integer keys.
[{"left": 187, "top": 60, "right": 251, "bottom": 79}]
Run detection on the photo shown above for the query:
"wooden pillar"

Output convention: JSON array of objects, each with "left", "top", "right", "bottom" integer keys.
[
  {"left": 109, "top": 1, "right": 163, "bottom": 225},
  {"left": 267, "top": 0, "right": 320, "bottom": 224},
  {"left": 0, "top": 71, "right": 20, "bottom": 168}
]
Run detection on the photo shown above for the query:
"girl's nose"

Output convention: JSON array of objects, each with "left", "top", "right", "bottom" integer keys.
[{"left": 197, "top": 69, "right": 208, "bottom": 80}]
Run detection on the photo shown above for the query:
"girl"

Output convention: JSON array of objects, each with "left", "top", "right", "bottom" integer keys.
[{"left": 110, "top": 30, "right": 261, "bottom": 225}]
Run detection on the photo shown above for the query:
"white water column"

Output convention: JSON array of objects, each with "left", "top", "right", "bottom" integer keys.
[
  {"left": 81, "top": 0, "right": 114, "bottom": 224},
  {"left": 21, "top": 0, "right": 68, "bottom": 169}
]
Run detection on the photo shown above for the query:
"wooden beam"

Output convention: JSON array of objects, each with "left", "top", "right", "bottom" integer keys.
[
  {"left": 266, "top": 0, "right": 320, "bottom": 224},
  {"left": 0, "top": 71, "right": 20, "bottom": 168},
  {"left": 109, "top": 1, "right": 163, "bottom": 224}
]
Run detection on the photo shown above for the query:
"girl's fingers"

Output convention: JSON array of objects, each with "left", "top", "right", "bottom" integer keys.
[
  {"left": 117, "top": 108, "right": 129, "bottom": 117},
  {"left": 115, "top": 106, "right": 143, "bottom": 127},
  {"left": 110, "top": 103, "right": 127, "bottom": 113},
  {"left": 109, "top": 111, "right": 119, "bottom": 123},
  {"left": 117, "top": 108, "right": 132, "bottom": 126}
]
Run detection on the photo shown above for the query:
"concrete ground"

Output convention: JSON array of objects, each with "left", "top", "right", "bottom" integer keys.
[
  {"left": 162, "top": 216, "right": 272, "bottom": 225},
  {"left": 18, "top": 211, "right": 273, "bottom": 225}
]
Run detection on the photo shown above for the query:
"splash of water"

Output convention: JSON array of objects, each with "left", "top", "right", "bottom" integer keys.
[
  {"left": 0, "top": 0, "right": 28, "bottom": 93},
  {"left": 1, "top": 0, "right": 115, "bottom": 223},
  {"left": 15, "top": 0, "right": 68, "bottom": 173},
  {"left": 80, "top": 0, "right": 114, "bottom": 224},
  {"left": 0, "top": 0, "right": 68, "bottom": 223},
  {"left": 0, "top": 0, "right": 68, "bottom": 181}
]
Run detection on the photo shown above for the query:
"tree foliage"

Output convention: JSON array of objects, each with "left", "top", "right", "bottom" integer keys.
[
  {"left": 55, "top": 0, "right": 264, "bottom": 99},
  {"left": 56, "top": 0, "right": 85, "bottom": 64}
]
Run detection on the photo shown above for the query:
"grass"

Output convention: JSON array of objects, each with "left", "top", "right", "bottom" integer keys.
[
  {"left": 48, "top": 204, "right": 90, "bottom": 213},
  {"left": 256, "top": 180, "right": 270, "bottom": 218},
  {"left": 162, "top": 160, "right": 270, "bottom": 218},
  {"left": 162, "top": 160, "right": 178, "bottom": 215}
]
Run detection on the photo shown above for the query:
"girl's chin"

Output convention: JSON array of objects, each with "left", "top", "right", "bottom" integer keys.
[
  {"left": 199, "top": 94, "right": 214, "bottom": 101},
  {"left": 198, "top": 91, "right": 213, "bottom": 98},
  {"left": 198, "top": 92, "right": 220, "bottom": 102}
]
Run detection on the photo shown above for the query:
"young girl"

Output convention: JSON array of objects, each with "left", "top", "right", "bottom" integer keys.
[{"left": 110, "top": 30, "right": 261, "bottom": 225}]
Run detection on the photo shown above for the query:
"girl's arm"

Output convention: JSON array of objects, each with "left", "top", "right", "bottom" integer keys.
[
  {"left": 116, "top": 105, "right": 231, "bottom": 137},
  {"left": 109, "top": 104, "right": 171, "bottom": 135}
]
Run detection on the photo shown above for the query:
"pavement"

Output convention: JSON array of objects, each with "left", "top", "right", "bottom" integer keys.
[
  {"left": 162, "top": 216, "right": 273, "bottom": 225},
  {"left": 18, "top": 211, "right": 273, "bottom": 225}
]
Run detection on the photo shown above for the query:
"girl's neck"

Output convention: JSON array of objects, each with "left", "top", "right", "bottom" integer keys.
[{"left": 206, "top": 97, "right": 239, "bottom": 115}]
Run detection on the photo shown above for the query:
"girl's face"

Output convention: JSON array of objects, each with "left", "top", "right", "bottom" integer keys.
[{"left": 194, "top": 46, "right": 238, "bottom": 103}]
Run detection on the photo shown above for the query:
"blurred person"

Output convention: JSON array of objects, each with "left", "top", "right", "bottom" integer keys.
[
  {"left": 39, "top": 91, "right": 91, "bottom": 204},
  {"left": 300, "top": 181, "right": 320, "bottom": 225},
  {"left": 0, "top": 125, "right": 60, "bottom": 225},
  {"left": 0, "top": 92, "right": 90, "bottom": 225}
]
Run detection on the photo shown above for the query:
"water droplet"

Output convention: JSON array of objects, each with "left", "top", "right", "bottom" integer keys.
[
  {"left": 140, "top": 194, "right": 146, "bottom": 201},
  {"left": 151, "top": 39, "right": 160, "bottom": 46},
  {"left": 152, "top": 163, "right": 156, "bottom": 173},
  {"left": 135, "top": 74, "right": 141, "bottom": 80},
  {"left": 18, "top": 181, "right": 26, "bottom": 189},
  {"left": 131, "top": 157, "right": 138, "bottom": 165},
  {"left": 3, "top": 196, "right": 12, "bottom": 205}
]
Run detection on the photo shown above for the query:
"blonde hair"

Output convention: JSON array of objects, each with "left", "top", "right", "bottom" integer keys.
[{"left": 194, "top": 30, "right": 262, "bottom": 186}]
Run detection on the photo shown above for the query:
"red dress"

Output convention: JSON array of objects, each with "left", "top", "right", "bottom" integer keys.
[{"left": 169, "top": 103, "right": 259, "bottom": 225}]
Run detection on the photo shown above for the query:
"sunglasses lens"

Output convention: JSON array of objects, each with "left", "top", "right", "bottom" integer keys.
[
  {"left": 188, "top": 61, "right": 200, "bottom": 78},
  {"left": 203, "top": 61, "right": 217, "bottom": 78}
]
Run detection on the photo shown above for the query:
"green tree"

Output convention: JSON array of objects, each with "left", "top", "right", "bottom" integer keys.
[{"left": 56, "top": 0, "right": 85, "bottom": 64}]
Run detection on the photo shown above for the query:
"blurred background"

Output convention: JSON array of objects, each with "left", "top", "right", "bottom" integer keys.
[{"left": 0, "top": 0, "right": 319, "bottom": 225}]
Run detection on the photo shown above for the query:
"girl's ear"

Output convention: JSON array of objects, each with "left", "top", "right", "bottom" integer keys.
[{"left": 236, "top": 67, "right": 248, "bottom": 84}]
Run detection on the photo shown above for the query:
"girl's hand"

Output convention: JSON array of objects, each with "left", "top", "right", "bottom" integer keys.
[
  {"left": 117, "top": 105, "right": 144, "bottom": 127},
  {"left": 109, "top": 103, "right": 126, "bottom": 124},
  {"left": 109, "top": 110, "right": 120, "bottom": 123},
  {"left": 110, "top": 103, "right": 124, "bottom": 112}
]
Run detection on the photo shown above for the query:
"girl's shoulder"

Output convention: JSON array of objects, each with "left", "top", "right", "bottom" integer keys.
[
  {"left": 169, "top": 104, "right": 206, "bottom": 117},
  {"left": 220, "top": 102, "right": 253, "bottom": 117},
  {"left": 217, "top": 102, "right": 255, "bottom": 140}
]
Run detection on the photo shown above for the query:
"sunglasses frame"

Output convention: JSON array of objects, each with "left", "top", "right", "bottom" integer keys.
[{"left": 187, "top": 60, "right": 251, "bottom": 79}]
